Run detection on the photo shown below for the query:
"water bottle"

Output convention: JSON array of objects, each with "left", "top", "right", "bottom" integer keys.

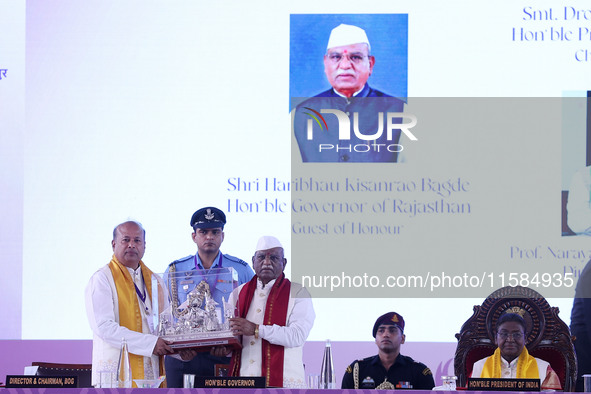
[
  {"left": 117, "top": 338, "right": 132, "bottom": 388},
  {"left": 320, "top": 339, "right": 336, "bottom": 389}
]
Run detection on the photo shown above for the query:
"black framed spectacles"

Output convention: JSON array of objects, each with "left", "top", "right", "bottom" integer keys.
[{"left": 497, "top": 331, "right": 524, "bottom": 340}]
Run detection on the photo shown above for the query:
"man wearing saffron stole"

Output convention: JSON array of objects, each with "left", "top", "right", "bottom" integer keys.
[
  {"left": 471, "top": 313, "right": 562, "bottom": 390},
  {"left": 213, "top": 235, "right": 315, "bottom": 388},
  {"left": 85, "top": 221, "right": 174, "bottom": 387}
]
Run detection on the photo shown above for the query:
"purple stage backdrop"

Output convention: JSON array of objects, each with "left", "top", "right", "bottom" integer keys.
[
  {"left": 0, "top": 340, "right": 456, "bottom": 387},
  {"left": 0, "top": 389, "right": 513, "bottom": 394}
]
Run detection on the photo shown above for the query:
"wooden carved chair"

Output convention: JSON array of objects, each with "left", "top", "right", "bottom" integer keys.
[
  {"left": 454, "top": 286, "right": 577, "bottom": 391},
  {"left": 31, "top": 362, "right": 92, "bottom": 388}
]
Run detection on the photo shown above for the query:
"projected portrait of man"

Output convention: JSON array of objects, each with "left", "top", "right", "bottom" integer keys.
[
  {"left": 322, "top": 24, "right": 376, "bottom": 99},
  {"left": 291, "top": 21, "right": 409, "bottom": 163}
]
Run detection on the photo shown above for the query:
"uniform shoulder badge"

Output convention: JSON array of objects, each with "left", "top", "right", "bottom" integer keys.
[
  {"left": 346, "top": 365, "right": 352, "bottom": 374},
  {"left": 403, "top": 355, "right": 415, "bottom": 362},
  {"left": 422, "top": 367, "right": 432, "bottom": 376},
  {"left": 225, "top": 254, "right": 248, "bottom": 266},
  {"left": 171, "top": 255, "right": 193, "bottom": 265}
]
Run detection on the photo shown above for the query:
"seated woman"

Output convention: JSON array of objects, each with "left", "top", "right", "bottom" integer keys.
[{"left": 471, "top": 313, "right": 562, "bottom": 390}]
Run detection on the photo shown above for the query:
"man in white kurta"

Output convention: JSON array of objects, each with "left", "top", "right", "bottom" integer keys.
[
  {"left": 85, "top": 221, "right": 174, "bottom": 387},
  {"left": 219, "top": 236, "right": 315, "bottom": 388}
]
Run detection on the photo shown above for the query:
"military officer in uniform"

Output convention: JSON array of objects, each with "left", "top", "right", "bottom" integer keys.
[
  {"left": 164, "top": 207, "right": 254, "bottom": 387},
  {"left": 341, "top": 312, "right": 435, "bottom": 390}
]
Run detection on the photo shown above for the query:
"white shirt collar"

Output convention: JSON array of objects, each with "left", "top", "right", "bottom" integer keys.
[
  {"left": 501, "top": 356, "right": 518, "bottom": 367},
  {"left": 257, "top": 277, "right": 277, "bottom": 291},
  {"left": 333, "top": 86, "right": 364, "bottom": 98}
]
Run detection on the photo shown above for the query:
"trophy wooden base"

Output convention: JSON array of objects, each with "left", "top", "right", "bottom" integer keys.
[{"left": 167, "top": 335, "right": 242, "bottom": 354}]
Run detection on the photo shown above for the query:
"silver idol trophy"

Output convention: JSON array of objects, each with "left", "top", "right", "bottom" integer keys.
[{"left": 157, "top": 267, "right": 241, "bottom": 352}]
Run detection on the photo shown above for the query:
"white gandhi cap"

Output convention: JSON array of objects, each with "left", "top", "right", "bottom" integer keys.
[
  {"left": 326, "top": 24, "right": 371, "bottom": 51},
  {"left": 255, "top": 236, "right": 283, "bottom": 252}
]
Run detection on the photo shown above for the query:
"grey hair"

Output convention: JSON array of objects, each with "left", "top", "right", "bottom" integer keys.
[{"left": 112, "top": 220, "right": 146, "bottom": 241}]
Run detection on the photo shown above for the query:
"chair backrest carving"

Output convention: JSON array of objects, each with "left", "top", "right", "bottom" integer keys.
[{"left": 453, "top": 286, "right": 577, "bottom": 391}]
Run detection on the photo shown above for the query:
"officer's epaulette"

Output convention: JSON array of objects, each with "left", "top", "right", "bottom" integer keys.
[
  {"left": 224, "top": 254, "right": 248, "bottom": 266},
  {"left": 400, "top": 354, "right": 414, "bottom": 362},
  {"left": 169, "top": 255, "right": 193, "bottom": 266}
]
